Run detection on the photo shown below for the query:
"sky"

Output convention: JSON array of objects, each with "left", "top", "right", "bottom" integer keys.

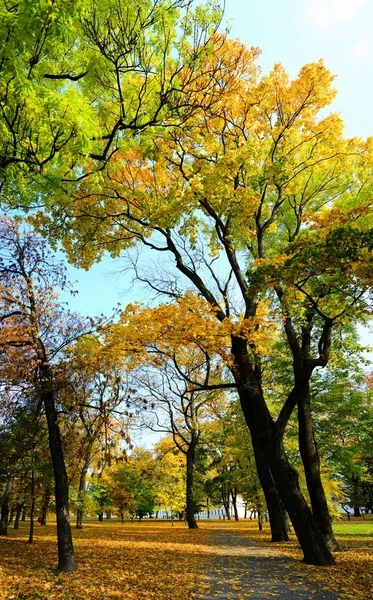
[{"left": 64, "top": 0, "right": 373, "bottom": 319}]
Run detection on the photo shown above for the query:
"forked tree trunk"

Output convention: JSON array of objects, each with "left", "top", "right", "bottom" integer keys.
[
  {"left": 186, "top": 444, "right": 198, "bottom": 529},
  {"left": 298, "top": 386, "right": 340, "bottom": 551},
  {"left": 231, "top": 336, "right": 335, "bottom": 566},
  {"left": 42, "top": 373, "right": 76, "bottom": 571},
  {"left": 0, "top": 474, "right": 13, "bottom": 536}
]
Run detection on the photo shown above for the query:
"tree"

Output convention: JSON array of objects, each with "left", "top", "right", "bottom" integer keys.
[
  {"left": 153, "top": 437, "right": 186, "bottom": 518},
  {"left": 0, "top": 0, "right": 223, "bottom": 196},
  {"left": 127, "top": 328, "right": 229, "bottom": 529},
  {"left": 40, "top": 40, "right": 373, "bottom": 565},
  {"left": 57, "top": 335, "right": 131, "bottom": 529},
  {"left": 0, "top": 217, "right": 95, "bottom": 571}
]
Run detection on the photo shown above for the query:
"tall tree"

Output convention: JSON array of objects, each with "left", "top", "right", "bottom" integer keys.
[
  {"left": 33, "top": 40, "right": 373, "bottom": 564},
  {"left": 0, "top": 217, "right": 94, "bottom": 571}
]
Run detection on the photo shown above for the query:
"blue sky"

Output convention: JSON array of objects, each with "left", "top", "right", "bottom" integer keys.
[{"left": 64, "top": 0, "right": 373, "bottom": 317}]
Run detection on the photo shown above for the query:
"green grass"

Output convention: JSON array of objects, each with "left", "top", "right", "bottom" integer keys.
[{"left": 333, "top": 521, "right": 373, "bottom": 536}]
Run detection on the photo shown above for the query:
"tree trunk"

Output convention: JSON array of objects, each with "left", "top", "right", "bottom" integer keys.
[
  {"left": 40, "top": 487, "right": 51, "bottom": 526},
  {"left": 21, "top": 507, "right": 26, "bottom": 521},
  {"left": 14, "top": 504, "right": 23, "bottom": 529},
  {"left": 221, "top": 481, "right": 231, "bottom": 520},
  {"left": 186, "top": 441, "right": 198, "bottom": 529},
  {"left": 253, "top": 450, "right": 289, "bottom": 541},
  {"left": 352, "top": 476, "right": 362, "bottom": 516},
  {"left": 298, "top": 386, "right": 340, "bottom": 550},
  {"left": 42, "top": 377, "right": 76, "bottom": 571},
  {"left": 76, "top": 452, "right": 91, "bottom": 529},
  {"left": 231, "top": 336, "right": 335, "bottom": 566},
  {"left": 29, "top": 463, "right": 35, "bottom": 544},
  {"left": 231, "top": 487, "right": 239, "bottom": 521},
  {"left": 0, "top": 473, "right": 13, "bottom": 536},
  {"left": 8, "top": 505, "right": 15, "bottom": 526},
  {"left": 186, "top": 444, "right": 198, "bottom": 529}
]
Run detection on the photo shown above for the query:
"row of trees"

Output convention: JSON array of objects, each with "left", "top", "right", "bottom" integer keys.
[{"left": 0, "top": 0, "right": 372, "bottom": 573}]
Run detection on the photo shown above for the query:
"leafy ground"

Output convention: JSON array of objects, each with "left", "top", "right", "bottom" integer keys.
[
  {"left": 0, "top": 520, "right": 215, "bottom": 600},
  {"left": 0, "top": 518, "right": 372, "bottom": 600},
  {"left": 239, "top": 517, "right": 373, "bottom": 600}
]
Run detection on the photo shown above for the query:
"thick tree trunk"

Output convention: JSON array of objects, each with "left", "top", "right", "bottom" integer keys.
[
  {"left": 0, "top": 474, "right": 13, "bottom": 536},
  {"left": 298, "top": 386, "right": 340, "bottom": 551},
  {"left": 231, "top": 336, "right": 335, "bottom": 566},
  {"left": 186, "top": 444, "right": 198, "bottom": 529},
  {"left": 253, "top": 450, "right": 289, "bottom": 541},
  {"left": 21, "top": 507, "right": 26, "bottom": 521},
  {"left": 42, "top": 378, "right": 76, "bottom": 572},
  {"left": 266, "top": 435, "right": 335, "bottom": 565},
  {"left": 40, "top": 487, "right": 51, "bottom": 526}
]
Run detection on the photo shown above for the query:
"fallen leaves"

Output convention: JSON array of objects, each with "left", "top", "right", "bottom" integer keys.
[
  {"left": 0, "top": 518, "right": 372, "bottom": 600},
  {"left": 0, "top": 520, "right": 215, "bottom": 600},
  {"left": 237, "top": 517, "right": 373, "bottom": 600}
]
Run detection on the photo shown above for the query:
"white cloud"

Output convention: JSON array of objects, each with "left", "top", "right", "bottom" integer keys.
[
  {"left": 305, "top": 0, "right": 368, "bottom": 28},
  {"left": 351, "top": 39, "right": 373, "bottom": 60}
]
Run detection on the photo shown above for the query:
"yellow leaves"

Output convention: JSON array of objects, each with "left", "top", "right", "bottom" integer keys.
[
  {"left": 105, "top": 292, "right": 278, "bottom": 372},
  {"left": 0, "top": 520, "right": 216, "bottom": 600}
]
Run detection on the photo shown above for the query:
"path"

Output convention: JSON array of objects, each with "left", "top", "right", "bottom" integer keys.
[{"left": 194, "top": 528, "right": 341, "bottom": 600}]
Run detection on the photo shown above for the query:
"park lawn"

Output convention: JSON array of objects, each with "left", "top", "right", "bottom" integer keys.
[
  {"left": 0, "top": 520, "right": 216, "bottom": 600},
  {"left": 235, "top": 517, "right": 373, "bottom": 600}
]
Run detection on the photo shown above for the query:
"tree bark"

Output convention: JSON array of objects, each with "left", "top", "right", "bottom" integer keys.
[
  {"left": 253, "top": 450, "right": 289, "bottom": 541},
  {"left": 186, "top": 444, "right": 198, "bottom": 529},
  {"left": 298, "top": 385, "right": 340, "bottom": 550},
  {"left": 14, "top": 504, "right": 23, "bottom": 529},
  {"left": 8, "top": 505, "right": 15, "bottom": 526},
  {"left": 28, "top": 463, "right": 35, "bottom": 544},
  {"left": 221, "top": 481, "right": 231, "bottom": 520},
  {"left": 231, "top": 487, "right": 239, "bottom": 521},
  {"left": 42, "top": 372, "right": 76, "bottom": 571},
  {"left": 352, "top": 476, "right": 362, "bottom": 516},
  {"left": 231, "top": 336, "right": 335, "bottom": 566},
  {"left": 0, "top": 473, "right": 13, "bottom": 536},
  {"left": 40, "top": 487, "right": 51, "bottom": 526}
]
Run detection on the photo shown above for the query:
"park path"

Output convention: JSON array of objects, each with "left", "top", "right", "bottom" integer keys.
[{"left": 193, "top": 528, "right": 341, "bottom": 600}]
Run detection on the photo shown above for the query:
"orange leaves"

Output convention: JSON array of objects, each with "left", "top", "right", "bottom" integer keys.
[{"left": 0, "top": 520, "right": 215, "bottom": 600}]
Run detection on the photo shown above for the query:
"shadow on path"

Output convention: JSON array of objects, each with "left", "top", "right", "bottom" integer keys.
[{"left": 194, "top": 530, "right": 340, "bottom": 600}]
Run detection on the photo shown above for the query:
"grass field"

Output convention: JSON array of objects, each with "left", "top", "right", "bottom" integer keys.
[{"left": 0, "top": 518, "right": 372, "bottom": 600}]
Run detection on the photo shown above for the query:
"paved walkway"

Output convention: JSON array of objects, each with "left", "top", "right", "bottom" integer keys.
[{"left": 194, "top": 529, "right": 341, "bottom": 600}]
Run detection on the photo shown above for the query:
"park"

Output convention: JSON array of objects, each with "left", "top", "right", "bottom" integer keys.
[{"left": 0, "top": 0, "right": 373, "bottom": 598}]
